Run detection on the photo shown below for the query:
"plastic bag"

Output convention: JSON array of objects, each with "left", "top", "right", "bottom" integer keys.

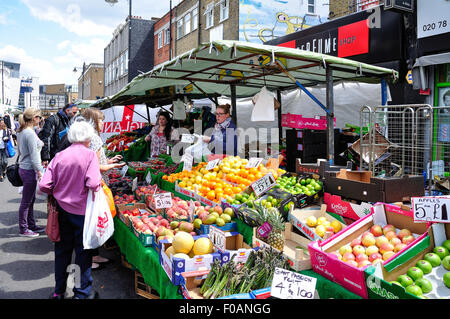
[
  {"left": 36, "top": 171, "right": 47, "bottom": 201},
  {"left": 185, "top": 135, "right": 211, "bottom": 163},
  {"left": 251, "top": 86, "right": 275, "bottom": 122},
  {"left": 83, "top": 189, "right": 114, "bottom": 250}
]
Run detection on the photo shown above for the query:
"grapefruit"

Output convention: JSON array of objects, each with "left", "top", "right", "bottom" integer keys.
[
  {"left": 172, "top": 231, "right": 195, "bottom": 254},
  {"left": 193, "top": 237, "right": 213, "bottom": 255}
]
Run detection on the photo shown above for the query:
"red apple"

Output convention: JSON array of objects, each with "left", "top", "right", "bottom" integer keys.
[
  {"left": 356, "top": 253, "right": 369, "bottom": 263},
  {"left": 390, "top": 237, "right": 402, "bottom": 246},
  {"left": 379, "top": 242, "right": 394, "bottom": 255},
  {"left": 369, "top": 252, "right": 383, "bottom": 262},
  {"left": 339, "top": 245, "right": 353, "bottom": 256},
  {"left": 370, "top": 224, "right": 383, "bottom": 237},
  {"left": 346, "top": 260, "right": 358, "bottom": 267},
  {"left": 383, "top": 224, "right": 396, "bottom": 235},
  {"left": 353, "top": 245, "right": 366, "bottom": 256},
  {"left": 329, "top": 252, "right": 342, "bottom": 260},
  {"left": 351, "top": 238, "right": 362, "bottom": 247},
  {"left": 371, "top": 258, "right": 383, "bottom": 265},
  {"left": 358, "top": 260, "right": 372, "bottom": 268},
  {"left": 342, "top": 252, "right": 356, "bottom": 262},
  {"left": 365, "top": 245, "right": 379, "bottom": 256},
  {"left": 398, "top": 229, "right": 412, "bottom": 241},
  {"left": 385, "top": 231, "right": 398, "bottom": 241},
  {"left": 376, "top": 236, "right": 389, "bottom": 248},
  {"left": 402, "top": 235, "right": 415, "bottom": 245},
  {"left": 383, "top": 251, "right": 396, "bottom": 261},
  {"left": 394, "top": 243, "right": 407, "bottom": 253}
]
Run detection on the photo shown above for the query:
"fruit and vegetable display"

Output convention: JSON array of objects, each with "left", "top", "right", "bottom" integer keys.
[
  {"left": 305, "top": 215, "right": 343, "bottom": 238},
  {"left": 106, "top": 134, "right": 137, "bottom": 153},
  {"left": 114, "top": 194, "right": 137, "bottom": 205},
  {"left": 332, "top": 224, "right": 416, "bottom": 269},
  {"left": 275, "top": 175, "right": 323, "bottom": 197},
  {"left": 193, "top": 205, "right": 235, "bottom": 229},
  {"left": 199, "top": 247, "right": 290, "bottom": 299},
  {"left": 391, "top": 239, "right": 450, "bottom": 298},
  {"left": 128, "top": 161, "right": 158, "bottom": 173},
  {"left": 135, "top": 184, "right": 159, "bottom": 202},
  {"left": 245, "top": 202, "right": 286, "bottom": 251},
  {"left": 164, "top": 197, "right": 195, "bottom": 221},
  {"left": 164, "top": 232, "right": 215, "bottom": 259}
]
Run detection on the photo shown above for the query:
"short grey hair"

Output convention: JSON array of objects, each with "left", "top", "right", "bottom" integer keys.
[{"left": 67, "top": 121, "right": 96, "bottom": 143}]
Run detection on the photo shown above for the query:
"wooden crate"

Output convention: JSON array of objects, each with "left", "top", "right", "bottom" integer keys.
[
  {"left": 135, "top": 271, "right": 160, "bottom": 299},
  {"left": 120, "top": 254, "right": 135, "bottom": 271}
]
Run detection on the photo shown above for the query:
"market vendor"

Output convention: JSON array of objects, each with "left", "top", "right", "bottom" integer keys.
[
  {"left": 202, "top": 104, "right": 238, "bottom": 156},
  {"left": 144, "top": 111, "right": 178, "bottom": 158}
]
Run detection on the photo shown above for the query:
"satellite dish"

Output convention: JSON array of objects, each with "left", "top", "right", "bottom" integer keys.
[{"left": 105, "top": 0, "right": 119, "bottom": 6}]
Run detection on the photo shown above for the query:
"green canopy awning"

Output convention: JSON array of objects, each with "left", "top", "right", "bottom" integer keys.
[{"left": 95, "top": 40, "right": 398, "bottom": 110}]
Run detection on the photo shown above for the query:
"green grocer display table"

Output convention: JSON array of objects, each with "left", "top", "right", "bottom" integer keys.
[{"left": 113, "top": 216, "right": 361, "bottom": 299}]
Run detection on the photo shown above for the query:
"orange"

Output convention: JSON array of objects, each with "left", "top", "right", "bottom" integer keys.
[
  {"left": 224, "top": 187, "right": 233, "bottom": 195},
  {"left": 207, "top": 190, "right": 216, "bottom": 200}
]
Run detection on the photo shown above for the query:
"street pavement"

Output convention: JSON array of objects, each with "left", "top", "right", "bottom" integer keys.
[{"left": 0, "top": 154, "right": 142, "bottom": 299}]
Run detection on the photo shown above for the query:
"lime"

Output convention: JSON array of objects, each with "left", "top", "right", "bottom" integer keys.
[{"left": 300, "top": 179, "right": 306, "bottom": 185}]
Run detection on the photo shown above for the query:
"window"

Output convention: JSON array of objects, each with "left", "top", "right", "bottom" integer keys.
[
  {"left": 219, "top": 0, "right": 229, "bottom": 22},
  {"left": 205, "top": 3, "right": 214, "bottom": 29},
  {"left": 177, "top": 19, "right": 183, "bottom": 39},
  {"left": 184, "top": 13, "right": 191, "bottom": 35},
  {"left": 307, "top": 0, "right": 315, "bottom": 14},
  {"left": 158, "top": 31, "right": 163, "bottom": 49},
  {"left": 192, "top": 8, "right": 198, "bottom": 30},
  {"left": 120, "top": 54, "right": 125, "bottom": 76},
  {"left": 124, "top": 50, "right": 128, "bottom": 74},
  {"left": 164, "top": 28, "right": 170, "bottom": 45}
]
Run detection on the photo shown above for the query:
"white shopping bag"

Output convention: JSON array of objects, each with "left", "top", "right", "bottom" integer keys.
[
  {"left": 35, "top": 170, "right": 48, "bottom": 201},
  {"left": 251, "top": 86, "right": 275, "bottom": 122},
  {"left": 83, "top": 189, "right": 114, "bottom": 250}
]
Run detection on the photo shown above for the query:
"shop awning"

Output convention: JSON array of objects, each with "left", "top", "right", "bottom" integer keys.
[
  {"left": 94, "top": 40, "right": 399, "bottom": 110},
  {"left": 412, "top": 52, "right": 450, "bottom": 90}
]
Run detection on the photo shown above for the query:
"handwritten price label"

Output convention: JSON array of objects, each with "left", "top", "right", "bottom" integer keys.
[
  {"left": 271, "top": 267, "right": 317, "bottom": 299},
  {"left": 246, "top": 158, "right": 263, "bottom": 169},
  {"left": 411, "top": 196, "right": 450, "bottom": 223},
  {"left": 206, "top": 159, "right": 221, "bottom": 171},
  {"left": 120, "top": 165, "right": 129, "bottom": 177},
  {"left": 251, "top": 172, "right": 276, "bottom": 197},
  {"left": 132, "top": 177, "right": 138, "bottom": 192},
  {"left": 153, "top": 192, "right": 173, "bottom": 209},
  {"left": 209, "top": 225, "right": 226, "bottom": 252}
]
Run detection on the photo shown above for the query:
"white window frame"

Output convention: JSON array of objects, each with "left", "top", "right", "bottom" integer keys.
[
  {"left": 184, "top": 13, "right": 191, "bottom": 35},
  {"left": 219, "top": 0, "right": 229, "bottom": 22},
  {"left": 164, "top": 28, "right": 170, "bottom": 45},
  {"left": 177, "top": 19, "right": 183, "bottom": 39},
  {"left": 192, "top": 8, "right": 198, "bottom": 30},
  {"left": 307, "top": 0, "right": 315, "bottom": 14},
  {"left": 205, "top": 3, "right": 214, "bottom": 29},
  {"left": 158, "top": 31, "right": 163, "bottom": 49},
  {"left": 124, "top": 50, "right": 128, "bottom": 74}
]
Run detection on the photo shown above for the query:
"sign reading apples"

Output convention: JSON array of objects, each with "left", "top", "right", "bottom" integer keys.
[
  {"left": 271, "top": 267, "right": 317, "bottom": 299},
  {"left": 412, "top": 196, "right": 450, "bottom": 223}
]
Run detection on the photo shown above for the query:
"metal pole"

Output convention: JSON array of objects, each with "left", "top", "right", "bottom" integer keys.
[
  {"left": 326, "top": 66, "right": 334, "bottom": 165},
  {"left": 277, "top": 90, "right": 282, "bottom": 147},
  {"left": 230, "top": 84, "right": 237, "bottom": 125},
  {"left": 1, "top": 61, "right": 4, "bottom": 105},
  {"left": 169, "top": 0, "right": 172, "bottom": 60}
]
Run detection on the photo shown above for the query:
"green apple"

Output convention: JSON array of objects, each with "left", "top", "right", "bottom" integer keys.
[
  {"left": 443, "top": 255, "right": 450, "bottom": 271},
  {"left": 390, "top": 281, "right": 402, "bottom": 287},
  {"left": 444, "top": 272, "right": 450, "bottom": 288},
  {"left": 442, "top": 239, "right": 450, "bottom": 252},
  {"left": 407, "top": 267, "right": 424, "bottom": 281},
  {"left": 424, "top": 253, "right": 442, "bottom": 267},
  {"left": 416, "top": 260, "right": 433, "bottom": 274},
  {"left": 415, "top": 278, "right": 433, "bottom": 294},
  {"left": 433, "top": 246, "right": 449, "bottom": 260},
  {"left": 397, "top": 274, "right": 414, "bottom": 287},
  {"left": 405, "top": 284, "right": 423, "bottom": 297}
]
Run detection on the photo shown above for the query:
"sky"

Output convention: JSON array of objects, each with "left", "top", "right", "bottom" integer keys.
[{"left": 0, "top": 0, "right": 179, "bottom": 86}]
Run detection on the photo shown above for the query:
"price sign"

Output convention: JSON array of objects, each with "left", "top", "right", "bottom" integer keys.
[
  {"left": 120, "top": 165, "right": 129, "bottom": 177},
  {"left": 246, "top": 157, "right": 263, "bottom": 169},
  {"left": 182, "top": 153, "right": 193, "bottom": 172},
  {"left": 145, "top": 172, "right": 152, "bottom": 185},
  {"left": 257, "top": 222, "right": 272, "bottom": 239},
  {"left": 412, "top": 196, "right": 450, "bottom": 223},
  {"left": 188, "top": 200, "right": 195, "bottom": 222},
  {"left": 251, "top": 172, "right": 276, "bottom": 197},
  {"left": 209, "top": 225, "right": 226, "bottom": 252},
  {"left": 271, "top": 267, "right": 317, "bottom": 299},
  {"left": 132, "top": 177, "right": 138, "bottom": 192},
  {"left": 154, "top": 192, "right": 173, "bottom": 209},
  {"left": 181, "top": 134, "right": 195, "bottom": 144},
  {"left": 206, "top": 159, "right": 221, "bottom": 171}
]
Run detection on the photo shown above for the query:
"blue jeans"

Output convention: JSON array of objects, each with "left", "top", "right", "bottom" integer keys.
[
  {"left": 18, "top": 168, "right": 37, "bottom": 233},
  {"left": 54, "top": 202, "right": 94, "bottom": 298}
]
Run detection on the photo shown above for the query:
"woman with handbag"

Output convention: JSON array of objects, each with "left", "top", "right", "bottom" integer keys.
[
  {"left": 0, "top": 119, "right": 11, "bottom": 182},
  {"left": 16, "top": 108, "right": 45, "bottom": 237},
  {"left": 80, "top": 108, "right": 125, "bottom": 269},
  {"left": 38, "top": 121, "right": 102, "bottom": 299}
]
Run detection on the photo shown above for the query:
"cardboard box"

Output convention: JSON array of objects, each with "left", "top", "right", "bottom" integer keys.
[
  {"left": 296, "top": 158, "right": 352, "bottom": 178},
  {"left": 308, "top": 203, "right": 430, "bottom": 298},
  {"left": 324, "top": 192, "right": 373, "bottom": 221},
  {"left": 252, "top": 223, "right": 312, "bottom": 271},
  {"left": 197, "top": 221, "right": 237, "bottom": 235},
  {"left": 364, "top": 222, "right": 449, "bottom": 299},
  {"left": 323, "top": 169, "right": 425, "bottom": 203},
  {"left": 175, "top": 181, "right": 197, "bottom": 200},
  {"left": 215, "top": 232, "right": 256, "bottom": 264},
  {"left": 179, "top": 270, "right": 210, "bottom": 299},
  {"left": 129, "top": 217, "right": 154, "bottom": 247},
  {"left": 288, "top": 204, "right": 347, "bottom": 242},
  {"left": 159, "top": 235, "right": 221, "bottom": 286},
  {"left": 116, "top": 203, "right": 152, "bottom": 227}
]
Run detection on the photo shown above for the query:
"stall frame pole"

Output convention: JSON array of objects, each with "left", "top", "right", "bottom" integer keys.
[
  {"left": 326, "top": 66, "right": 334, "bottom": 165},
  {"left": 230, "top": 84, "right": 237, "bottom": 124}
]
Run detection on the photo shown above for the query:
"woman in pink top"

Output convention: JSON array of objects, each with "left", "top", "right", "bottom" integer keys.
[{"left": 39, "top": 121, "right": 102, "bottom": 299}]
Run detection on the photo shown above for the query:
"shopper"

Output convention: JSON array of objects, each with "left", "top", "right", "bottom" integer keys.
[
  {"left": 38, "top": 103, "right": 77, "bottom": 166},
  {"left": 38, "top": 121, "right": 102, "bottom": 299},
  {"left": 144, "top": 111, "right": 178, "bottom": 157},
  {"left": 80, "top": 108, "right": 124, "bottom": 269},
  {"left": 16, "top": 108, "right": 45, "bottom": 237},
  {"left": 0, "top": 119, "right": 12, "bottom": 182},
  {"left": 203, "top": 104, "right": 238, "bottom": 156}
]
